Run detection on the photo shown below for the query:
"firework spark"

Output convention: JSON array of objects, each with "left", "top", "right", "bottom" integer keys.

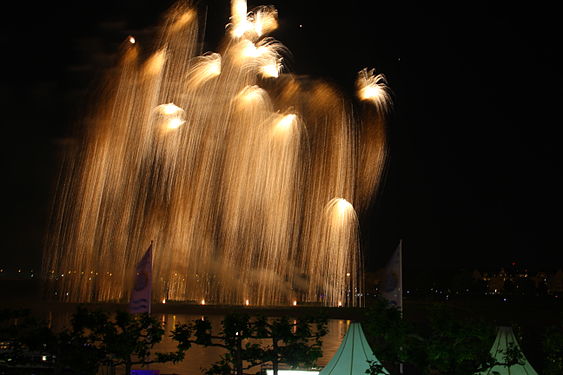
[{"left": 44, "top": 0, "right": 390, "bottom": 306}]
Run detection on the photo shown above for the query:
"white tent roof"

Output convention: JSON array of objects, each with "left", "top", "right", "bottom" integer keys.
[
  {"left": 319, "top": 322, "right": 389, "bottom": 375},
  {"left": 479, "top": 326, "right": 538, "bottom": 375}
]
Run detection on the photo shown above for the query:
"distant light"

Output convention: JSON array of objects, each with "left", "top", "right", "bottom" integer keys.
[
  {"left": 42, "top": 355, "right": 47, "bottom": 361},
  {"left": 292, "top": 300, "right": 297, "bottom": 306},
  {"left": 337, "top": 301, "right": 342, "bottom": 307},
  {"left": 201, "top": 299, "right": 206, "bottom": 305},
  {"left": 245, "top": 299, "right": 250, "bottom": 306},
  {"left": 129, "top": 36, "right": 136, "bottom": 44},
  {"left": 161, "top": 298, "right": 167, "bottom": 304},
  {"left": 346, "top": 272, "right": 351, "bottom": 277}
]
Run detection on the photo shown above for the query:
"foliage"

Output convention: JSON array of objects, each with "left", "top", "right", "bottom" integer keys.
[
  {"left": 253, "top": 315, "right": 326, "bottom": 374},
  {"left": 69, "top": 307, "right": 187, "bottom": 374},
  {"left": 362, "top": 297, "right": 423, "bottom": 372},
  {"left": 0, "top": 309, "right": 57, "bottom": 369},
  {"left": 543, "top": 321, "right": 563, "bottom": 375},
  {"left": 363, "top": 300, "right": 503, "bottom": 375},
  {"left": 173, "top": 313, "right": 327, "bottom": 375},
  {"left": 0, "top": 307, "right": 188, "bottom": 374},
  {"left": 421, "top": 307, "right": 497, "bottom": 375},
  {"left": 365, "top": 359, "right": 388, "bottom": 375},
  {"left": 499, "top": 342, "right": 525, "bottom": 368}
]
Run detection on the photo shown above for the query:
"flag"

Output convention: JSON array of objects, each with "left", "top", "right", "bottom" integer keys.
[
  {"left": 129, "top": 242, "right": 153, "bottom": 314},
  {"left": 381, "top": 240, "right": 402, "bottom": 310}
]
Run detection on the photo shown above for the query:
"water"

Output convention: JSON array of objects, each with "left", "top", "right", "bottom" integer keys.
[
  {"left": 44, "top": 0, "right": 389, "bottom": 307},
  {"left": 46, "top": 312, "right": 349, "bottom": 375},
  {"left": 156, "top": 315, "right": 349, "bottom": 375}
]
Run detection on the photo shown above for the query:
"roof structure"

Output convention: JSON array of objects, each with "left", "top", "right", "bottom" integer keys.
[
  {"left": 478, "top": 326, "right": 539, "bottom": 375},
  {"left": 319, "top": 322, "right": 389, "bottom": 375}
]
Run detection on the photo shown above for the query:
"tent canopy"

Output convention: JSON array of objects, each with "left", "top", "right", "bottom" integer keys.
[
  {"left": 478, "top": 326, "right": 538, "bottom": 375},
  {"left": 319, "top": 322, "right": 389, "bottom": 375}
]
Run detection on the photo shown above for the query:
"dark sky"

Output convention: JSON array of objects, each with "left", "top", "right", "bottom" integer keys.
[{"left": 1, "top": 0, "right": 562, "bottom": 274}]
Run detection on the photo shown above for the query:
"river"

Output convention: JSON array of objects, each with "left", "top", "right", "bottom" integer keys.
[{"left": 43, "top": 310, "right": 349, "bottom": 375}]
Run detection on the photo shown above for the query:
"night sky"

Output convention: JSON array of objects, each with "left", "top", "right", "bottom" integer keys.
[{"left": 1, "top": 0, "right": 561, "bottom": 275}]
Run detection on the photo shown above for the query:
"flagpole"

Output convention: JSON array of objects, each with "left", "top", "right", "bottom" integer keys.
[
  {"left": 399, "top": 239, "right": 403, "bottom": 313},
  {"left": 399, "top": 239, "right": 404, "bottom": 375},
  {"left": 149, "top": 240, "right": 154, "bottom": 314}
]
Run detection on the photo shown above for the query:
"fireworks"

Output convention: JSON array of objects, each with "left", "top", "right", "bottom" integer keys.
[{"left": 44, "top": 0, "right": 390, "bottom": 306}]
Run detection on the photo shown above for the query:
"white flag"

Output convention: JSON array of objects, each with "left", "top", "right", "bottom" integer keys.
[
  {"left": 381, "top": 240, "right": 402, "bottom": 310},
  {"left": 129, "top": 243, "right": 153, "bottom": 314}
]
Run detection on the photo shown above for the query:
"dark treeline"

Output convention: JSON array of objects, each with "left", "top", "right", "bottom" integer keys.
[{"left": 1, "top": 297, "right": 562, "bottom": 375}]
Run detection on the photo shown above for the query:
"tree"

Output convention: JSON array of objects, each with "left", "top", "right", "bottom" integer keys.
[
  {"left": 543, "top": 321, "right": 563, "bottom": 375},
  {"left": 420, "top": 307, "right": 497, "bottom": 375},
  {"left": 0, "top": 308, "right": 105, "bottom": 374},
  {"left": 362, "top": 297, "right": 423, "bottom": 373},
  {"left": 0, "top": 308, "right": 57, "bottom": 370},
  {"left": 365, "top": 359, "right": 389, "bottom": 375},
  {"left": 254, "top": 316, "right": 326, "bottom": 375},
  {"left": 1, "top": 307, "right": 189, "bottom": 374},
  {"left": 174, "top": 313, "right": 327, "bottom": 375},
  {"left": 66, "top": 307, "right": 188, "bottom": 374}
]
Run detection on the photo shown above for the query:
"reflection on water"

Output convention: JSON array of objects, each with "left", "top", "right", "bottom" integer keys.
[{"left": 45, "top": 312, "right": 349, "bottom": 375}]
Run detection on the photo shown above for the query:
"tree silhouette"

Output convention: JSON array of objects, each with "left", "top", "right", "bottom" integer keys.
[{"left": 174, "top": 313, "right": 327, "bottom": 375}]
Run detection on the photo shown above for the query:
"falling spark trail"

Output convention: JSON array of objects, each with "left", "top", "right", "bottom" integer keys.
[{"left": 44, "top": 0, "right": 390, "bottom": 307}]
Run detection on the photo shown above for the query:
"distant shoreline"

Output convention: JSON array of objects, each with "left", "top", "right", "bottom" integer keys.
[{"left": 2, "top": 299, "right": 366, "bottom": 320}]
